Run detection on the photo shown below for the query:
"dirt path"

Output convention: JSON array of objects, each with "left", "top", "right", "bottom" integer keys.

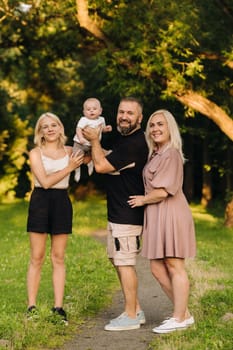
[{"left": 61, "top": 230, "right": 172, "bottom": 350}]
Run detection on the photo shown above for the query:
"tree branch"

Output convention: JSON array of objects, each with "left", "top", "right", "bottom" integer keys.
[
  {"left": 196, "top": 51, "right": 233, "bottom": 69},
  {"left": 75, "top": 0, "right": 109, "bottom": 46},
  {"left": 175, "top": 90, "right": 233, "bottom": 141}
]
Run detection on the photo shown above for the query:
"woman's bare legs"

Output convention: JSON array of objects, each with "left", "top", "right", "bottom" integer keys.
[
  {"left": 50, "top": 234, "right": 68, "bottom": 308},
  {"left": 150, "top": 259, "right": 173, "bottom": 301},
  {"left": 150, "top": 258, "right": 191, "bottom": 321},
  {"left": 27, "top": 233, "right": 47, "bottom": 307},
  {"left": 165, "top": 258, "right": 190, "bottom": 321}
]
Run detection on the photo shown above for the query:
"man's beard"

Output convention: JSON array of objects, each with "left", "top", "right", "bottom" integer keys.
[{"left": 117, "top": 120, "right": 139, "bottom": 136}]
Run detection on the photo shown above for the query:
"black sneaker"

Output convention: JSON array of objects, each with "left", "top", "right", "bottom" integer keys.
[
  {"left": 51, "top": 307, "right": 68, "bottom": 325},
  {"left": 27, "top": 305, "right": 39, "bottom": 319}
]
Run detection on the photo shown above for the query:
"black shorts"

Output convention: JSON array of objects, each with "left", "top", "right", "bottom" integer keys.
[{"left": 27, "top": 188, "right": 73, "bottom": 234}]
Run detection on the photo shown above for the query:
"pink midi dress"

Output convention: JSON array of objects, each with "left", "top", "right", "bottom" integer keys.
[{"left": 141, "top": 147, "right": 196, "bottom": 259}]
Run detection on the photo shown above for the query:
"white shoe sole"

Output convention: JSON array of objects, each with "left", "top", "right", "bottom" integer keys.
[
  {"left": 105, "top": 324, "right": 140, "bottom": 331},
  {"left": 152, "top": 317, "right": 189, "bottom": 334},
  {"left": 153, "top": 325, "right": 187, "bottom": 334}
]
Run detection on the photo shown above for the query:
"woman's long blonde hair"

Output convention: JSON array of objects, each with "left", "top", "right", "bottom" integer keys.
[
  {"left": 145, "top": 109, "right": 185, "bottom": 163},
  {"left": 34, "top": 112, "right": 67, "bottom": 147}
]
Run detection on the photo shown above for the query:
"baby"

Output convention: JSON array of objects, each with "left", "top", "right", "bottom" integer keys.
[{"left": 73, "top": 97, "right": 112, "bottom": 182}]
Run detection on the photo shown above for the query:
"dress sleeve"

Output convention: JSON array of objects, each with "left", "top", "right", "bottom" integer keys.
[{"left": 148, "top": 149, "right": 183, "bottom": 195}]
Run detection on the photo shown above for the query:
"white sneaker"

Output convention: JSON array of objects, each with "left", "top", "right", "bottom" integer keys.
[
  {"left": 186, "top": 316, "right": 195, "bottom": 326},
  {"left": 152, "top": 317, "right": 188, "bottom": 334},
  {"left": 161, "top": 315, "right": 195, "bottom": 326}
]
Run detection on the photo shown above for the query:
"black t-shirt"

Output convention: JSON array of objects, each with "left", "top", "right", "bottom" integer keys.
[{"left": 105, "top": 128, "right": 148, "bottom": 225}]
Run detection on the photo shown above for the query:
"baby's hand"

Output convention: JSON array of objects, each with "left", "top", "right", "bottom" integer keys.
[{"left": 104, "top": 125, "right": 112, "bottom": 133}]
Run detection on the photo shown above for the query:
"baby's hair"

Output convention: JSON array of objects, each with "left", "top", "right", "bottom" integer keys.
[{"left": 83, "top": 97, "right": 102, "bottom": 109}]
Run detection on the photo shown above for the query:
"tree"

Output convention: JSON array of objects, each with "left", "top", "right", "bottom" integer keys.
[
  {"left": 0, "top": 0, "right": 87, "bottom": 199},
  {"left": 0, "top": 0, "right": 232, "bottom": 225},
  {"left": 74, "top": 0, "right": 233, "bottom": 225},
  {"left": 75, "top": 0, "right": 233, "bottom": 137}
]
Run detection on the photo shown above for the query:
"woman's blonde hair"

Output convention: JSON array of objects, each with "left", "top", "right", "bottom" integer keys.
[
  {"left": 145, "top": 109, "right": 185, "bottom": 163},
  {"left": 34, "top": 112, "right": 67, "bottom": 147}
]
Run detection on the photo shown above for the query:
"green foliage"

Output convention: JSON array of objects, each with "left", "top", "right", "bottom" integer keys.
[
  {"left": 0, "top": 130, "right": 9, "bottom": 160},
  {"left": 0, "top": 0, "right": 232, "bottom": 201},
  {"left": 0, "top": 116, "right": 32, "bottom": 201}
]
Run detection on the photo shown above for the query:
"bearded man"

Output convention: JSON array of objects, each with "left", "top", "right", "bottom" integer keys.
[{"left": 83, "top": 97, "right": 148, "bottom": 331}]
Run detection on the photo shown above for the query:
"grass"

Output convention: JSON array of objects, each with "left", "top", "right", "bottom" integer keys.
[
  {"left": 148, "top": 204, "right": 233, "bottom": 350},
  {"left": 0, "top": 196, "right": 117, "bottom": 350},
  {"left": 0, "top": 198, "right": 232, "bottom": 349}
]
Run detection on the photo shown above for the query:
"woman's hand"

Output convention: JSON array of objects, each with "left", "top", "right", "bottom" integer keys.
[
  {"left": 128, "top": 189, "right": 168, "bottom": 207},
  {"left": 128, "top": 195, "right": 145, "bottom": 208},
  {"left": 69, "top": 151, "right": 84, "bottom": 171}
]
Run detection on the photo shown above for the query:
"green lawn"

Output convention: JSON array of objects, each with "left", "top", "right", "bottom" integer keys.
[
  {"left": 0, "top": 198, "right": 232, "bottom": 349},
  {"left": 0, "top": 197, "right": 117, "bottom": 350}
]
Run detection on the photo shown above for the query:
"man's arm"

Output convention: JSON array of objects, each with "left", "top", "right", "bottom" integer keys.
[{"left": 82, "top": 126, "right": 115, "bottom": 174}]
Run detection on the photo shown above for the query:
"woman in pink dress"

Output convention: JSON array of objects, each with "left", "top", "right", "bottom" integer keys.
[{"left": 128, "top": 109, "right": 196, "bottom": 333}]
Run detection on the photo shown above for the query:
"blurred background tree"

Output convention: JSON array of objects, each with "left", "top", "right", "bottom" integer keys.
[{"left": 0, "top": 0, "right": 232, "bottom": 224}]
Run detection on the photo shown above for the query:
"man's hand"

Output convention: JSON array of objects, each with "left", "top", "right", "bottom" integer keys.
[{"left": 83, "top": 126, "right": 101, "bottom": 142}]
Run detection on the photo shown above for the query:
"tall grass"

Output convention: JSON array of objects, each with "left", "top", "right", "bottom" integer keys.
[
  {"left": 0, "top": 197, "right": 117, "bottom": 350},
  {"left": 149, "top": 204, "right": 233, "bottom": 350}
]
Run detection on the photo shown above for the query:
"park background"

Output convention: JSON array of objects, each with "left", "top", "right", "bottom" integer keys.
[
  {"left": 0, "top": 0, "right": 232, "bottom": 223},
  {"left": 0, "top": 1, "right": 233, "bottom": 349}
]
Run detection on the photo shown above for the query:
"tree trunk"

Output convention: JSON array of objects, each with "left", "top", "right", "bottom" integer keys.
[
  {"left": 201, "top": 137, "right": 212, "bottom": 207},
  {"left": 183, "top": 134, "right": 194, "bottom": 202},
  {"left": 224, "top": 197, "right": 233, "bottom": 228},
  {"left": 224, "top": 142, "right": 233, "bottom": 227},
  {"left": 225, "top": 141, "right": 233, "bottom": 193}
]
